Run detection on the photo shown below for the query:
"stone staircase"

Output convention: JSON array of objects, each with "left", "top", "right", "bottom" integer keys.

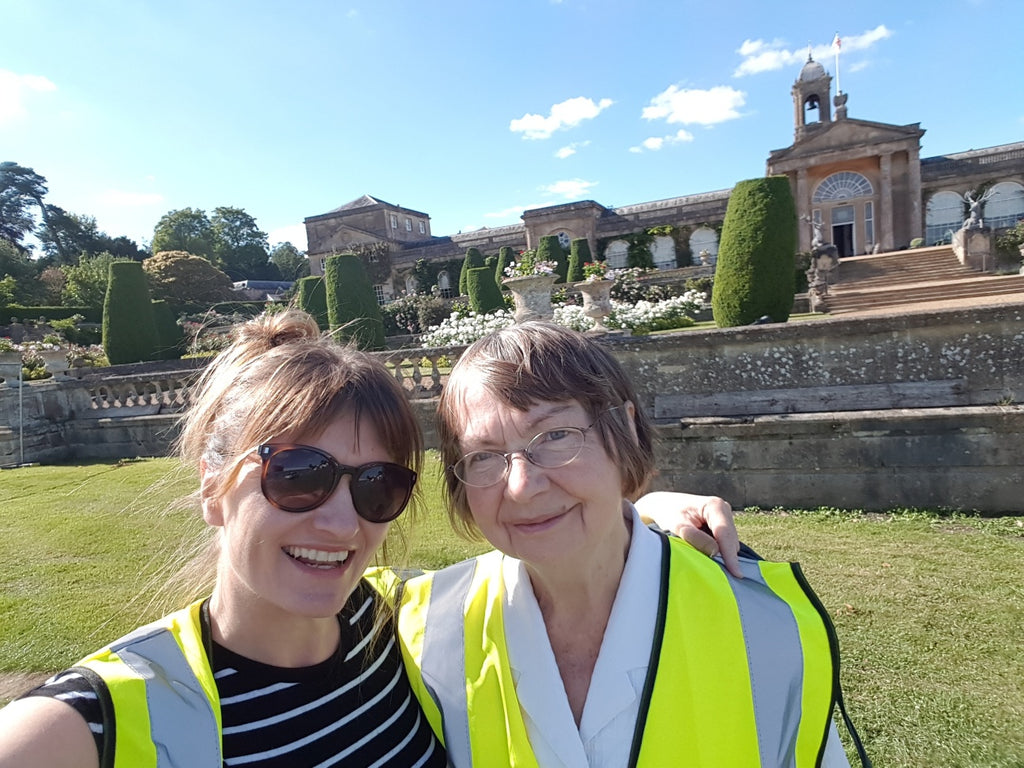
[{"left": 821, "top": 245, "right": 1024, "bottom": 314}]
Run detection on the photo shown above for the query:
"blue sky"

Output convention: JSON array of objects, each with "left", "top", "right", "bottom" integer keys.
[{"left": 3, "top": 0, "right": 1022, "bottom": 253}]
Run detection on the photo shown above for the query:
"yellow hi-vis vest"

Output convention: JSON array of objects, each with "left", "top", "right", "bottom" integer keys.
[
  {"left": 72, "top": 599, "right": 222, "bottom": 768},
  {"left": 369, "top": 535, "right": 841, "bottom": 768}
]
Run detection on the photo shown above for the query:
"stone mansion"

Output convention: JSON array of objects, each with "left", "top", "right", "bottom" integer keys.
[{"left": 304, "top": 56, "right": 1024, "bottom": 304}]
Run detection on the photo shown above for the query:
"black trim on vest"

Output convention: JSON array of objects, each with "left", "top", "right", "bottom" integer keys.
[
  {"left": 791, "top": 563, "right": 872, "bottom": 768},
  {"left": 69, "top": 665, "right": 116, "bottom": 768},
  {"left": 626, "top": 531, "right": 671, "bottom": 768}
]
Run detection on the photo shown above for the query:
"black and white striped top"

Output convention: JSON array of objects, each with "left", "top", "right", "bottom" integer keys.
[{"left": 23, "top": 582, "right": 445, "bottom": 767}]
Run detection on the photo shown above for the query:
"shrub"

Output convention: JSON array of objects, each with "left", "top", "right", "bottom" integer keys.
[
  {"left": 143, "top": 250, "right": 235, "bottom": 304},
  {"left": 467, "top": 266, "right": 506, "bottom": 314},
  {"left": 712, "top": 176, "right": 797, "bottom": 327},
  {"left": 909, "top": 237, "right": 925, "bottom": 249},
  {"left": 568, "top": 239, "right": 592, "bottom": 283},
  {"left": 381, "top": 294, "right": 449, "bottom": 336},
  {"left": 2, "top": 305, "right": 101, "bottom": 323},
  {"left": 151, "top": 300, "right": 184, "bottom": 360},
  {"left": 458, "top": 248, "right": 485, "bottom": 296},
  {"left": 495, "top": 247, "right": 514, "bottom": 289},
  {"left": 296, "top": 276, "right": 329, "bottom": 330},
  {"left": 103, "top": 261, "right": 159, "bottom": 364},
  {"left": 536, "top": 236, "right": 567, "bottom": 283},
  {"left": 324, "top": 253, "right": 385, "bottom": 350}
]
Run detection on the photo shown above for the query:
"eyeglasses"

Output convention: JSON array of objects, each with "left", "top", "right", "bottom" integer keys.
[
  {"left": 451, "top": 412, "right": 610, "bottom": 488},
  {"left": 257, "top": 443, "right": 416, "bottom": 522}
]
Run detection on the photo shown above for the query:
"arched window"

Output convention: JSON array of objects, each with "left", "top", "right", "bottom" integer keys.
[
  {"left": 812, "top": 172, "right": 873, "bottom": 202},
  {"left": 925, "top": 191, "right": 963, "bottom": 245},
  {"left": 689, "top": 228, "right": 719, "bottom": 265},
  {"left": 437, "top": 270, "right": 453, "bottom": 299},
  {"left": 556, "top": 231, "right": 572, "bottom": 249},
  {"left": 984, "top": 182, "right": 1024, "bottom": 230},
  {"left": 404, "top": 275, "right": 418, "bottom": 296},
  {"left": 605, "top": 240, "right": 629, "bottom": 269},
  {"left": 651, "top": 236, "right": 676, "bottom": 270}
]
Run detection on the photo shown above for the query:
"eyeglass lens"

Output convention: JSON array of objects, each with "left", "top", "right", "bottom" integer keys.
[
  {"left": 259, "top": 445, "right": 415, "bottom": 522},
  {"left": 454, "top": 427, "right": 585, "bottom": 487}
]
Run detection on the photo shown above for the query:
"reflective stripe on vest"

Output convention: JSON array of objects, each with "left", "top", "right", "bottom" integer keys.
[
  {"left": 75, "top": 600, "right": 222, "bottom": 768},
  {"left": 403, "top": 540, "right": 836, "bottom": 768}
]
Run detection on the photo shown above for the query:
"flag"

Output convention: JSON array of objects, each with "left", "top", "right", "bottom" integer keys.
[{"left": 832, "top": 32, "right": 841, "bottom": 50}]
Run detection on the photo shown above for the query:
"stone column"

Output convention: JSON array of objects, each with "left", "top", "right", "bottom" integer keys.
[
  {"left": 879, "top": 153, "right": 895, "bottom": 251},
  {"left": 907, "top": 145, "right": 923, "bottom": 240}
]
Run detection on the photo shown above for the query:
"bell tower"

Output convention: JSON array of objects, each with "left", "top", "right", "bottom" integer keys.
[{"left": 792, "top": 52, "right": 832, "bottom": 141}]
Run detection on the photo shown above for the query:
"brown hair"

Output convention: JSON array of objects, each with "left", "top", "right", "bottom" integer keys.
[
  {"left": 437, "top": 321, "right": 655, "bottom": 538},
  {"left": 169, "top": 309, "right": 422, "bottom": 601}
]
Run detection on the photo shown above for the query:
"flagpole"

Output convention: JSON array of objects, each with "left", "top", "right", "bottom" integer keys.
[{"left": 833, "top": 31, "right": 841, "bottom": 94}]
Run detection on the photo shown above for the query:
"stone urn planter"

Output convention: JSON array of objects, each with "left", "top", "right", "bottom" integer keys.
[
  {"left": 503, "top": 274, "right": 558, "bottom": 323},
  {"left": 575, "top": 279, "right": 614, "bottom": 333},
  {"left": 38, "top": 347, "right": 68, "bottom": 374},
  {"left": 0, "top": 352, "right": 22, "bottom": 385}
]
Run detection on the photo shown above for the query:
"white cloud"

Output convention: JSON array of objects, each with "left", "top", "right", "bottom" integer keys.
[
  {"left": 733, "top": 25, "right": 893, "bottom": 77},
  {"left": 555, "top": 140, "right": 590, "bottom": 159},
  {"left": 629, "top": 129, "right": 694, "bottom": 153},
  {"left": 541, "top": 178, "right": 597, "bottom": 199},
  {"left": 268, "top": 223, "right": 308, "bottom": 250},
  {"left": 0, "top": 69, "right": 57, "bottom": 124},
  {"left": 510, "top": 96, "right": 613, "bottom": 140},
  {"left": 642, "top": 86, "right": 746, "bottom": 127},
  {"left": 96, "top": 190, "right": 164, "bottom": 207}
]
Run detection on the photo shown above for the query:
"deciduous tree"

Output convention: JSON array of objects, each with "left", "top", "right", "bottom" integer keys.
[
  {"left": 211, "top": 206, "right": 270, "bottom": 279},
  {"left": 151, "top": 208, "right": 215, "bottom": 259},
  {"left": 270, "top": 241, "right": 310, "bottom": 281},
  {"left": 142, "top": 250, "right": 236, "bottom": 305}
]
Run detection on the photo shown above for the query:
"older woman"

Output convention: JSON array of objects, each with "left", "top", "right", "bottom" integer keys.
[
  {"left": 0, "top": 311, "right": 737, "bottom": 768},
  {"left": 389, "top": 322, "right": 867, "bottom": 768}
]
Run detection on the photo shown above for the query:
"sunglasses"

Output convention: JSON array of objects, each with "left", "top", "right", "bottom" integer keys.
[{"left": 256, "top": 443, "right": 416, "bottom": 523}]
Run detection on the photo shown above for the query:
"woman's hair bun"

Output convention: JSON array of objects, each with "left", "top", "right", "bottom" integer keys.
[{"left": 233, "top": 309, "right": 321, "bottom": 352}]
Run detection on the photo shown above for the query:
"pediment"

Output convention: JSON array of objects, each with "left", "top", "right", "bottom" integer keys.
[{"left": 770, "top": 119, "right": 923, "bottom": 161}]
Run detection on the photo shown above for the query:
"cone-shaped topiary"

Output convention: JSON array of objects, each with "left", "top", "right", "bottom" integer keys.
[
  {"left": 459, "top": 247, "right": 485, "bottom": 296},
  {"left": 297, "top": 275, "right": 329, "bottom": 330},
  {"left": 103, "top": 261, "right": 159, "bottom": 364},
  {"left": 712, "top": 176, "right": 797, "bottom": 327},
  {"left": 536, "top": 236, "right": 567, "bottom": 283},
  {"left": 151, "top": 299, "right": 184, "bottom": 360},
  {"left": 568, "top": 238, "right": 592, "bottom": 283},
  {"left": 324, "top": 254, "right": 385, "bottom": 350},
  {"left": 467, "top": 266, "right": 506, "bottom": 314},
  {"left": 496, "top": 246, "right": 514, "bottom": 288}
]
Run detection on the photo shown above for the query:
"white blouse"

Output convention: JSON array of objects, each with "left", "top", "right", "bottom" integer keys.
[{"left": 498, "top": 504, "right": 851, "bottom": 767}]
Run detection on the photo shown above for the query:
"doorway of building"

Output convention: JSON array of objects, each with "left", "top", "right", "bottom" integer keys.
[
  {"left": 831, "top": 205, "right": 855, "bottom": 257},
  {"left": 832, "top": 223, "right": 854, "bottom": 257}
]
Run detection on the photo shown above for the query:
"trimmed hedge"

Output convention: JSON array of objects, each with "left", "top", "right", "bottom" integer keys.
[
  {"left": 712, "top": 176, "right": 797, "bottom": 327},
  {"left": 2, "top": 306, "right": 102, "bottom": 323},
  {"left": 568, "top": 238, "right": 592, "bottom": 283},
  {"left": 296, "top": 276, "right": 329, "bottom": 331},
  {"left": 459, "top": 248, "right": 485, "bottom": 296},
  {"left": 151, "top": 299, "right": 185, "bottom": 360},
  {"left": 467, "top": 266, "right": 506, "bottom": 314},
  {"left": 324, "top": 254, "right": 385, "bottom": 350},
  {"left": 536, "top": 235, "right": 566, "bottom": 283},
  {"left": 103, "top": 261, "right": 159, "bottom": 364},
  {"left": 495, "top": 247, "right": 514, "bottom": 288}
]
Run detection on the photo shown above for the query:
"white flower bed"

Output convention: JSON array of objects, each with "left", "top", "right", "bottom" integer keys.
[{"left": 420, "top": 290, "right": 705, "bottom": 348}]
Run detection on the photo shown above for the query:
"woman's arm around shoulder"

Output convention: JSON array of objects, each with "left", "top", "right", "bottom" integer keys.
[
  {"left": 0, "top": 696, "right": 99, "bottom": 768},
  {"left": 634, "top": 491, "right": 742, "bottom": 577}
]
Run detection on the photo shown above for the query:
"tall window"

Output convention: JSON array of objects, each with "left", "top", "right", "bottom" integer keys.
[
  {"left": 689, "top": 228, "right": 718, "bottom": 265},
  {"left": 390, "top": 214, "right": 398, "bottom": 229},
  {"left": 925, "top": 191, "right": 963, "bottom": 245},
  {"left": 373, "top": 284, "right": 386, "bottom": 305},
  {"left": 405, "top": 218, "right": 412, "bottom": 231},
  {"left": 985, "top": 182, "right": 1024, "bottom": 230},
  {"left": 864, "top": 201, "right": 874, "bottom": 249},
  {"left": 419, "top": 220, "right": 426, "bottom": 234},
  {"left": 605, "top": 240, "right": 629, "bottom": 269}
]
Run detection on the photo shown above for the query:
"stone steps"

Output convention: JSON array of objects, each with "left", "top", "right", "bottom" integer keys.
[{"left": 822, "top": 245, "right": 1024, "bottom": 314}]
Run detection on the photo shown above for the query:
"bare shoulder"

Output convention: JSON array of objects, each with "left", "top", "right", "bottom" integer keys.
[{"left": 0, "top": 696, "right": 99, "bottom": 768}]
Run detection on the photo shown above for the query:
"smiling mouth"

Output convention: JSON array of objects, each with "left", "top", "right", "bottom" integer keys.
[{"left": 283, "top": 546, "right": 350, "bottom": 569}]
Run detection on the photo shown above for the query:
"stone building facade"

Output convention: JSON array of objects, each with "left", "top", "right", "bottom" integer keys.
[{"left": 305, "top": 57, "right": 1024, "bottom": 301}]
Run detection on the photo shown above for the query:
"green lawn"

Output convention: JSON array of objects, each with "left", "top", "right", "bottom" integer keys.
[{"left": 1, "top": 459, "right": 1022, "bottom": 767}]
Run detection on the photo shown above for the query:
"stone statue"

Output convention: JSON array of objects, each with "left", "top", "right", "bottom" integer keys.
[
  {"left": 962, "top": 189, "right": 994, "bottom": 230},
  {"left": 802, "top": 214, "right": 825, "bottom": 248}
]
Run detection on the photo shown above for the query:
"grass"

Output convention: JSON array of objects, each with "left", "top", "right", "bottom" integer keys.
[{"left": 1, "top": 460, "right": 1022, "bottom": 767}]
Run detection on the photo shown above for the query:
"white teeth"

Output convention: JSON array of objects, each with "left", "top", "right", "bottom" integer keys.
[{"left": 284, "top": 546, "right": 350, "bottom": 564}]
